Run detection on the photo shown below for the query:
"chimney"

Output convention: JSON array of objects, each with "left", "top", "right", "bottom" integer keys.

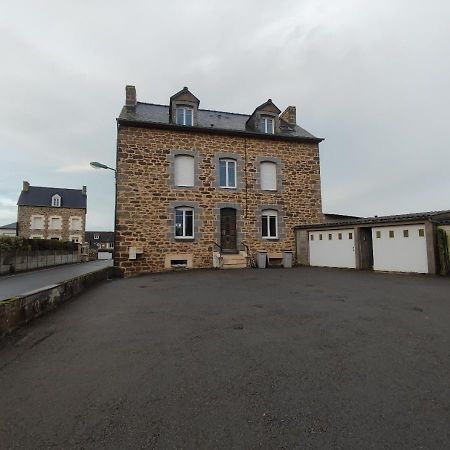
[
  {"left": 23, "top": 180, "right": 30, "bottom": 192},
  {"left": 82, "top": 185, "right": 87, "bottom": 196},
  {"left": 125, "top": 85, "right": 136, "bottom": 109},
  {"left": 280, "top": 106, "right": 296, "bottom": 126}
]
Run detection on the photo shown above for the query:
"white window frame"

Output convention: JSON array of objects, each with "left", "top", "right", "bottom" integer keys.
[
  {"left": 260, "top": 161, "right": 277, "bottom": 191},
  {"left": 30, "top": 215, "right": 45, "bottom": 230},
  {"left": 174, "top": 154, "right": 195, "bottom": 187},
  {"left": 175, "top": 207, "right": 194, "bottom": 239},
  {"left": 262, "top": 209, "right": 278, "bottom": 239},
  {"left": 93, "top": 234, "right": 99, "bottom": 240},
  {"left": 49, "top": 216, "right": 62, "bottom": 230},
  {"left": 261, "top": 117, "right": 275, "bottom": 134},
  {"left": 70, "top": 216, "right": 82, "bottom": 231},
  {"left": 51, "top": 194, "right": 61, "bottom": 207},
  {"left": 176, "top": 107, "right": 193, "bottom": 126},
  {"left": 219, "top": 158, "right": 237, "bottom": 188}
]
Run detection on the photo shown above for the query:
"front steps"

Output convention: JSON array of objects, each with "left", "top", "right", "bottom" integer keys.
[{"left": 221, "top": 253, "right": 248, "bottom": 269}]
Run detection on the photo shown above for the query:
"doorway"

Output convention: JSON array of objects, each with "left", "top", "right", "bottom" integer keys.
[{"left": 220, "top": 208, "right": 237, "bottom": 253}]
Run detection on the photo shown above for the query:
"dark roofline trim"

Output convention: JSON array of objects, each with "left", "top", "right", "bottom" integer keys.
[
  {"left": 294, "top": 211, "right": 450, "bottom": 230},
  {"left": 18, "top": 204, "right": 87, "bottom": 210},
  {"left": 117, "top": 118, "right": 324, "bottom": 144}
]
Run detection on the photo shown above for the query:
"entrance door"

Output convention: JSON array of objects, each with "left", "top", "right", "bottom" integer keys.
[
  {"left": 220, "top": 208, "right": 237, "bottom": 253},
  {"left": 359, "top": 227, "right": 374, "bottom": 270}
]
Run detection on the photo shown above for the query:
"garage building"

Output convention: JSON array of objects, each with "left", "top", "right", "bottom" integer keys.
[{"left": 296, "top": 210, "right": 450, "bottom": 275}]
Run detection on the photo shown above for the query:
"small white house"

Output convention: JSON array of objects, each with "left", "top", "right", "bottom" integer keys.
[
  {"left": 296, "top": 210, "right": 450, "bottom": 275},
  {"left": 0, "top": 222, "right": 17, "bottom": 236}
]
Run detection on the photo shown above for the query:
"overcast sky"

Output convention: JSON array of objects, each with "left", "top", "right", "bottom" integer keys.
[{"left": 1, "top": 0, "right": 449, "bottom": 230}]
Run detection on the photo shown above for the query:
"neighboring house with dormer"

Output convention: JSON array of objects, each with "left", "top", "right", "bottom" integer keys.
[
  {"left": 85, "top": 231, "right": 114, "bottom": 250},
  {"left": 115, "top": 86, "right": 323, "bottom": 276},
  {"left": 17, "top": 181, "right": 87, "bottom": 243}
]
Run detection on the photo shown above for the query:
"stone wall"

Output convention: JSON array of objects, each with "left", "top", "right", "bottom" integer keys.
[
  {"left": 17, "top": 206, "right": 86, "bottom": 242},
  {"left": 115, "top": 126, "right": 323, "bottom": 276}
]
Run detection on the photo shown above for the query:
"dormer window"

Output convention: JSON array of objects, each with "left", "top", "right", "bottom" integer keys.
[
  {"left": 176, "top": 107, "right": 193, "bottom": 126},
  {"left": 260, "top": 117, "right": 274, "bottom": 134},
  {"left": 52, "top": 194, "right": 61, "bottom": 207}
]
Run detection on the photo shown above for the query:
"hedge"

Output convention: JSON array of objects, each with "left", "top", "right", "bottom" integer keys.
[{"left": 0, "top": 236, "right": 79, "bottom": 252}]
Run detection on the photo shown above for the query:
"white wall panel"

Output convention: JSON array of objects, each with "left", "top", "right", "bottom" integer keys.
[
  {"left": 372, "top": 224, "right": 428, "bottom": 273},
  {"left": 260, "top": 161, "right": 277, "bottom": 191},
  {"left": 174, "top": 155, "right": 194, "bottom": 186},
  {"left": 309, "top": 229, "right": 356, "bottom": 268}
]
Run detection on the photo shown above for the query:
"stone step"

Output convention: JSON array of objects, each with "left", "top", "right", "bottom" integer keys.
[{"left": 222, "top": 263, "right": 247, "bottom": 269}]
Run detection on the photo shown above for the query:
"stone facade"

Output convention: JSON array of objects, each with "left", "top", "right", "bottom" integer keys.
[
  {"left": 17, "top": 206, "right": 86, "bottom": 242},
  {"left": 115, "top": 126, "right": 323, "bottom": 276}
]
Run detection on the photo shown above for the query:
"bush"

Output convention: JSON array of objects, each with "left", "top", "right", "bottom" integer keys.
[{"left": 0, "top": 236, "right": 78, "bottom": 252}]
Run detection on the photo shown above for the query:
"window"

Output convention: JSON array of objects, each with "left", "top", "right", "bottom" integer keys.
[
  {"left": 174, "top": 155, "right": 195, "bottom": 187},
  {"left": 319, "top": 234, "right": 323, "bottom": 240},
  {"left": 70, "top": 236, "right": 81, "bottom": 243},
  {"left": 403, "top": 230, "right": 409, "bottom": 238},
  {"left": 349, "top": 232, "right": 353, "bottom": 239},
  {"left": 310, "top": 234, "right": 314, "bottom": 241},
  {"left": 51, "top": 194, "right": 61, "bottom": 207},
  {"left": 418, "top": 228, "right": 425, "bottom": 237},
  {"left": 328, "top": 233, "right": 332, "bottom": 240},
  {"left": 219, "top": 158, "right": 236, "bottom": 188},
  {"left": 31, "top": 216, "right": 44, "bottom": 229},
  {"left": 389, "top": 230, "right": 395, "bottom": 238},
  {"left": 94, "top": 234, "right": 99, "bottom": 240},
  {"left": 338, "top": 233, "right": 342, "bottom": 240},
  {"left": 260, "top": 117, "right": 274, "bottom": 134},
  {"left": 262, "top": 210, "right": 278, "bottom": 239},
  {"left": 50, "top": 237, "right": 60, "bottom": 240},
  {"left": 71, "top": 217, "right": 82, "bottom": 230},
  {"left": 175, "top": 207, "right": 194, "bottom": 238},
  {"left": 176, "top": 107, "right": 193, "bottom": 126},
  {"left": 260, "top": 161, "right": 277, "bottom": 191},
  {"left": 49, "top": 217, "right": 61, "bottom": 230},
  {"left": 376, "top": 230, "right": 381, "bottom": 239}
]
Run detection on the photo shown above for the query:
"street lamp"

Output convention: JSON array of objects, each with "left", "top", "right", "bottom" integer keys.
[{"left": 90, "top": 161, "right": 116, "bottom": 174}]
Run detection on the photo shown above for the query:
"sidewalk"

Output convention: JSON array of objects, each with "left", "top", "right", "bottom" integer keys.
[{"left": 0, "top": 260, "right": 112, "bottom": 300}]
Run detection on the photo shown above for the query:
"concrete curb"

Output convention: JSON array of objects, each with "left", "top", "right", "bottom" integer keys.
[{"left": 0, "top": 266, "right": 113, "bottom": 337}]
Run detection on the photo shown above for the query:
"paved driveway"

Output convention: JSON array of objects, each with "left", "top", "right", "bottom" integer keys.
[
  {"left": 1, "top": 268, "right": 449, "bottom": 449},
  {"left": 0, "top": 260, "right": 112, "bottom": 299}
]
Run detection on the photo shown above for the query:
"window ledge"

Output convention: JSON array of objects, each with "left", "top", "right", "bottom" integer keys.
[
  {"left": 262, "top": 237, "right": 279, "bottom": 241},
  {"left": 175, "top": 237, "right": 195, "bottom": 241}
]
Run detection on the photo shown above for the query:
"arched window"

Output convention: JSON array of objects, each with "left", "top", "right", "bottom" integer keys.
[
  {"left": 174, "top": 155, "right": 195, "bottom": 187},
  {"left": 262, "top": 209, "right": 278, "bottom": 239},
  {"left": 175, "top": 207, "right": 194, "bottom": 238},
  {"left": 51, "top": 194, "right": 61, "bottom": 207},
  {"left": 260, "top": 161, "right": 277, "bottom": 191},
  {"left": 219, "top": 158, "right": 236, "bottom": 188}
]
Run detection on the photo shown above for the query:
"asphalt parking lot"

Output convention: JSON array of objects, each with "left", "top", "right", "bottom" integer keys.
[{"left": 1, "top": 267, "right": 449, "bottom": 449}]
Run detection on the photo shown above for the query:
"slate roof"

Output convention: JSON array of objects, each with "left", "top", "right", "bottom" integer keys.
[
  {"left": 18, "top": 186, "right": 87, "bottom": 209},
  {"left": 0, "top": 222, "right": 17, "bottom": 230},
  {"left": 295, "top": 210, "right": 450, "bottom": 230},
  {"left": 85, "top": 231, "right": 114, "bottom": 242},
  {"left": 118, "top": 102, "right": 321, "bottom": 142}
]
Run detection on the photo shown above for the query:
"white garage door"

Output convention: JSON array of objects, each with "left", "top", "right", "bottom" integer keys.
[
  {"left": 309, "top": 229, "right": 356, "bottom": 269},
  {"left": 372, "top": 224, "right": 428, "bottom": 273}
]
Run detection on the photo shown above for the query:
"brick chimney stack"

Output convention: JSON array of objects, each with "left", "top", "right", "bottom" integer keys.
[
  {"left": 82, "top": 185, "right": 87, "bottom": 196},
  {"left": 280, "top": 106, "right": 296, "bottom": 126},
  {"left": 23, "top": 180, "right": 30, "bottom": 192},
  {"left": 126, "top": 85, "right": 136, "bottom": 109}
]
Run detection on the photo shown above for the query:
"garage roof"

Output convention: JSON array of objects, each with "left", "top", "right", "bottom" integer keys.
[{"left": 295, "top": 210, "right": 450, "bottom": 230}]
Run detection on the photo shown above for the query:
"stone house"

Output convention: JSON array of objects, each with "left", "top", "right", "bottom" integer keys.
[
  {"left": 85, "top": 231, "right": 114, "bottom": 250},
  {"left": 17, "top": 181, "right": 87, "bottom": 243},
  {"left": 115, "top": 86, "right": 323, "bottom": 276}
]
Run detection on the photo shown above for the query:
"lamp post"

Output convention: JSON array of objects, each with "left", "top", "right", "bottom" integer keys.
[
  {"left": 90, "top": 161, "right": 116, "bottom": 175},
  {"left": 90, "top": 161, "right": 117, "bottom": 267}
]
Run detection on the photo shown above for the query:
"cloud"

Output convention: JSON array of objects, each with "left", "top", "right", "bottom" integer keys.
[{"left": 0, "top": 0, "right": 449, "bottom": 229}]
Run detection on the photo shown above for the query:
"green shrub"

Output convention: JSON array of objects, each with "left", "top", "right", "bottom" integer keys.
[{"left": 0, "top": 236, "right": 78, "bottom": 252}]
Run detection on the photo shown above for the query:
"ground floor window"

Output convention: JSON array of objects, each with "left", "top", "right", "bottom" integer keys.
[
  {"left": 175, "top": 207, "right": 194, "bottom": 238},
  {"left": 262, "top": 209, "right": 278, "bottom": 239}
]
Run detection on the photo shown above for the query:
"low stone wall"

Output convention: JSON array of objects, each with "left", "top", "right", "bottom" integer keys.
[
  {"left": 0, "top": 250, "right": 80, "bottom": 275},
  {"left": 0, "top": 266, "right": 112, "bottom": 337}
]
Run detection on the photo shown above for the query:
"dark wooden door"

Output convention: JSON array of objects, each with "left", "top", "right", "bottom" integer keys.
[{"left": 220, "top": 208, "right": 237, "bottom": 252}]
